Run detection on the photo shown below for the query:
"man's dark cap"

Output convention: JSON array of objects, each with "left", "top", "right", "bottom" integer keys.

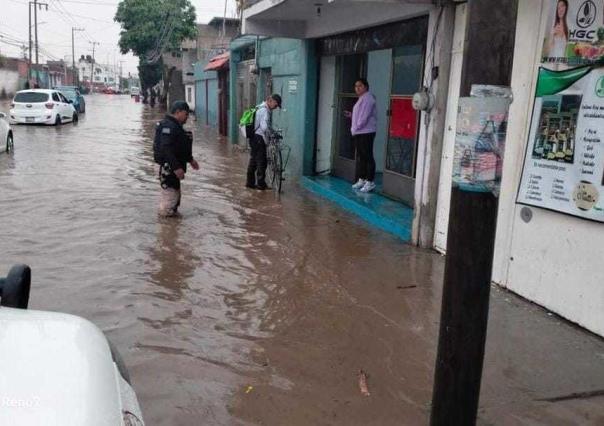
[
  {"left": 170, "top": 101, "right": 191, "bottom": 114},
  {"left": 270, "top": 94, "right": 282, "bottom": 108}
]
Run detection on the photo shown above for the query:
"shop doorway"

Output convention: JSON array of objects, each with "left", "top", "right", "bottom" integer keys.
[
  {"left": 333, "top": 54, "right": 366, "bottom": 182},
  {"left": 218, "top": 70, "right": 229, "bottom": 136},
  {"left": 383, "top": 45, "right": 425, "bottom": 205}
]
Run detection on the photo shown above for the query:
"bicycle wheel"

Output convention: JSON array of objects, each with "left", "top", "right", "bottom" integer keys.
[
  {"left": 266, "top": 144, "right": 277, "bottom": 188},
  {"left": 273, "top": 147, "right": 283, "bottom": 194}
]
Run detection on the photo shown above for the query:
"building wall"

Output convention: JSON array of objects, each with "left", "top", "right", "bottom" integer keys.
[
  {"left": 493, "top": 0, "right": 604, "bottom": 337},
  {"left": 0, "top": 69, "right": 19, "bottom": 98},
  {"left": 254, "top": 37, "right": 317, "bottom": 178},
  {"left": 197, "top": 22, "right": 239, "bottom": 63}
]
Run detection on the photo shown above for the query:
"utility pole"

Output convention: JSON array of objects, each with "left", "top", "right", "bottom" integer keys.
[
  {"left": 429, "top": 1, "right": 519, "bottom": 425},
  {"left": 72, "top": 27, "right": 84, "bottom": 87},
  {"left": 32, "top": 1, "right": 48, "bottom": 87},
  {"left": 28, "top": 2, "right": 32, "bottom": 84},
  {"left": 119, "top": 60, "right": 124, "bottom": 91},
  {"left": 89, "top": 41, "right": 99, "bottom": 93}
]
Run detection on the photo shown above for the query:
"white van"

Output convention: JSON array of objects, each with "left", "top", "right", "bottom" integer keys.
[{"left": 130, "top": 87, "right": 141, "bottom": 97}]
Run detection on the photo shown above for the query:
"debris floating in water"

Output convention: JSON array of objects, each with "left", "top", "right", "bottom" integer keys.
[{"left": 358, "top": 370, "right": 370, "bottom": 396}]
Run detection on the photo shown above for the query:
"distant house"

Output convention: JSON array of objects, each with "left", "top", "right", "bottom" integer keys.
[
  {"left": 192, "top": 18, "right": 240, "bottom": 135},
  {"left": 78, "top": 55, "right": 118, "bottom": 91},
  {"left": 0, "top": 57, "right": 29, "bottom": 97}
]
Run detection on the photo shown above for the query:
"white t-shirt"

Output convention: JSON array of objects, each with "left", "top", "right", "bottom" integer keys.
[{"left": 254, "top": 102, "right": 270, "bottom": 142}]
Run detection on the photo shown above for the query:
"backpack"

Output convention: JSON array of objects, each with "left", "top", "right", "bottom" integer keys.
[{"left": 239, "top": 106, "right": 258, "bottom": 139}]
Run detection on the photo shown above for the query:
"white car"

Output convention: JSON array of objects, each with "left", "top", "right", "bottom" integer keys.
[
  {"left": 9, "top": 89, "right": 78, "bottom": 126},
  {"left": 0, "top": 111, "right": 14, "bottom": 153},
  {"left": 0, "top": 265, "right": 144, "bottom": 426},
  {"left": 130, "top": 87, "right": 140, "bottom": 97}
]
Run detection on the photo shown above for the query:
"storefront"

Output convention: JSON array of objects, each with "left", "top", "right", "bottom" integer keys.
[
  {"left": 243, "top": 0, "right": 456, "bottom": 246},
  {"left": 428, "top": 0, "right": 604, "bottom": 337},
  {"left": 315, "top": 17, "right": 429, "bottom": 206},
  {"left": 487, "top": 0, "right": 604, "bottom": 337}
]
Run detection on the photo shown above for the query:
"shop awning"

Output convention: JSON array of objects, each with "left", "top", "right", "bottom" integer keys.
[
  {"left": 242, "top": 0, "right": 433, "bottom": 39},
  {"left": 204, "top": 53, "right": 230, "bottom": 71}
]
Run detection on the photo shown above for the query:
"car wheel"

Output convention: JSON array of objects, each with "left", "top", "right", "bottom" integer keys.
[
  {"left": 54, "top": 114, "right": 61, "bottom": 126},
  {"left": 73, "top": 113, "right": 79, "bottom": 123},
  {"left": 6, "top": 133, "right": 14, "bottom": 153}
]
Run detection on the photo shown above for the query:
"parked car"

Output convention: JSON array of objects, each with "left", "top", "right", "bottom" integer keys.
[
  {"left": 0, "top": 111, "right": 14, "bottom": 154},
  {"left": 0, "top": 264, "right": 145, "bottom": 425},
  {"left": 9, "top": 89, "right": 78, "bottom": 126},
  {"left": 130, "top": 87, "right": 140, "bottom": 97},
  {"left": 54, "top": 86, "right": 86, "bottom": 113}
]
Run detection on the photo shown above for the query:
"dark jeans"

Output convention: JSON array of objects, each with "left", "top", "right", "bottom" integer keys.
[
  {"left": 354, "top": 132, "right": 376, "bottom": 181},
  {"left": 247, "top": 134, "right": 267, "bottom": 187}
]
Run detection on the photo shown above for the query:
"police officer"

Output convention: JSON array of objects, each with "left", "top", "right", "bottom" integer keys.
[{"left": 153, "top": 101, "right": 199, "bottom": 217}]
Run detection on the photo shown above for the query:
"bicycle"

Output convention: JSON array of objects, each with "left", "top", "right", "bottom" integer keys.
[{"left": 266, "top": 129, "right": 290, "bottom": 194}]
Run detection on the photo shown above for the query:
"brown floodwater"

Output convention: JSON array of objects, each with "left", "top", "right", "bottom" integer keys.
[{"left": 2, "top": 95, "right": 604, "bottom": 426}]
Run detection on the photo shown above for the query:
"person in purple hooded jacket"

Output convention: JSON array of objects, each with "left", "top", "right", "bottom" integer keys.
[{"left": 348, "top": 78, "right": 377, "bottom": 193}]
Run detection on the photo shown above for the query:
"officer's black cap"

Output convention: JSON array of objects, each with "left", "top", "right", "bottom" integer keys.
[
  {"left": 170, "top": 101, "right": 191, "bottom": 114},
  {"left": 270, "top": 94, "right": 282, "bottom": 108}
]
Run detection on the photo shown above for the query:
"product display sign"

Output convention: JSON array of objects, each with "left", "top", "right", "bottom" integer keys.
[
  {"left": 517, "top": 66, "right": 604, "bottom": 221},
  {"left": 542, "top": 0, "right": 604, "bottom": 67}
]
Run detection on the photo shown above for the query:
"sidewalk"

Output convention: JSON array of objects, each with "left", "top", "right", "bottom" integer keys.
[{"left": 198, "top": 127, "right": 604, "bottom": 426}]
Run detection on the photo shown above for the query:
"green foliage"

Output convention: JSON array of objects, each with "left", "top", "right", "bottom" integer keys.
[
  {"left": 138, "top": 60, "right": 162, "bottom": 89},
  {"left": 115, "top": 0, "right": 196, "bottom": 96},
  {"left": 114, "top": 0, "right": 197, "bottom": 57}
]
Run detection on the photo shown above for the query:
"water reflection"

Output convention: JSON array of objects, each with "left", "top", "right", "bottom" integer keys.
[{"left": 148, "top": 218, "right": 199, "bottom": 301}]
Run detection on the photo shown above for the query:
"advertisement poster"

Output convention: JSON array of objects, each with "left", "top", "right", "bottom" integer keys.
[
  {"left": 542, "top": 0, "right": 604, "bottom": 67},
  {"left": 452, "top": 97, "right": 510, "bottom": 196},
  {"left": 517, "top": 66, "right": 604, "bottom": 221}
]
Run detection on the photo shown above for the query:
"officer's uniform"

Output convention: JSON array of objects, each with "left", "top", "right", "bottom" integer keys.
[{"left": 153, "top": 115, "right": 193, "bottom": 216}]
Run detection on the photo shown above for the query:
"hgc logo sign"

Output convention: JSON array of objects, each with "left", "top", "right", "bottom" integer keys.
[
  {"left": 576, "top": 0, "right": 597, "bottom": 28},
  {"left": 569, "top": 0, "right": 599, "bottom": 41}
]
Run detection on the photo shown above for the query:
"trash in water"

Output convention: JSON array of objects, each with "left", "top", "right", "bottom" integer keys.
[{"left": 358, "top": 370, "right": 370, "bottom": 397}]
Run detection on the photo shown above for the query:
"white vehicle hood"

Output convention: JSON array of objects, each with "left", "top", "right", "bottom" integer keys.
[{"left": 0, "top": 308, "right": 123, "bottom": 425}]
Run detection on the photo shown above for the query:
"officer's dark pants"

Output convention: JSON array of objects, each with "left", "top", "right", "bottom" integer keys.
[
  {"left": 158, "top": 163, "right": 181, "bottom": 216},
  {"left": 247, "top": 134, "right": 267, "bottom": 188}
]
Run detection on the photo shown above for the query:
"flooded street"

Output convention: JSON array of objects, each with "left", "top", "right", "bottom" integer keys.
[{"left": 2, "top": 94, "right": 604, "bottom": 425}]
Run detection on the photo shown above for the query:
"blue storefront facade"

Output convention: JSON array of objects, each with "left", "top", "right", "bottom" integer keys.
[{"left": 229, "top": 36, "right": 317, "bottom": 178}]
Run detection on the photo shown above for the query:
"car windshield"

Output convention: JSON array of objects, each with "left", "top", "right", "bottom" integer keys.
[
  {"left": 60, "top": 91, "right": 77, "bottom": 100},
  {"left": 14, "top": 92, "right": 49, "bottom": 103}
]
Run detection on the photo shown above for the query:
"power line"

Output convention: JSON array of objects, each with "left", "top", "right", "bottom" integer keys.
[{"left": 55, "top": 0, "right": 119, "bottom": 5}]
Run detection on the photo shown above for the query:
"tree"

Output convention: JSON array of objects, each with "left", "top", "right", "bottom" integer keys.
[{"left": 114, "top": 0, "right": 197, "bottom": 106}]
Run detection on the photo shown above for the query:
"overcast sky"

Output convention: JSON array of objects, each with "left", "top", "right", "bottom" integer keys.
[{"left": 0, "top": 0, "right": 238, "bottom": 76}]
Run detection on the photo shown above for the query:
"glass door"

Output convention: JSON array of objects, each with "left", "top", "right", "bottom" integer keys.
[
  {"left": 333, "top": 54, "right": 366, "bottom": 182},
  {"left": 382, "top": 45, "right": 425, "bottom": 206}
]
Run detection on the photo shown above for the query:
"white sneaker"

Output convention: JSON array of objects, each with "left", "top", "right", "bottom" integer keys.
[
  {"left": 352, "top": 179, "right": 366, "bottom": 190},
  {"left": 360, "top": 181, "right": 376, "bottom": 193}
]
